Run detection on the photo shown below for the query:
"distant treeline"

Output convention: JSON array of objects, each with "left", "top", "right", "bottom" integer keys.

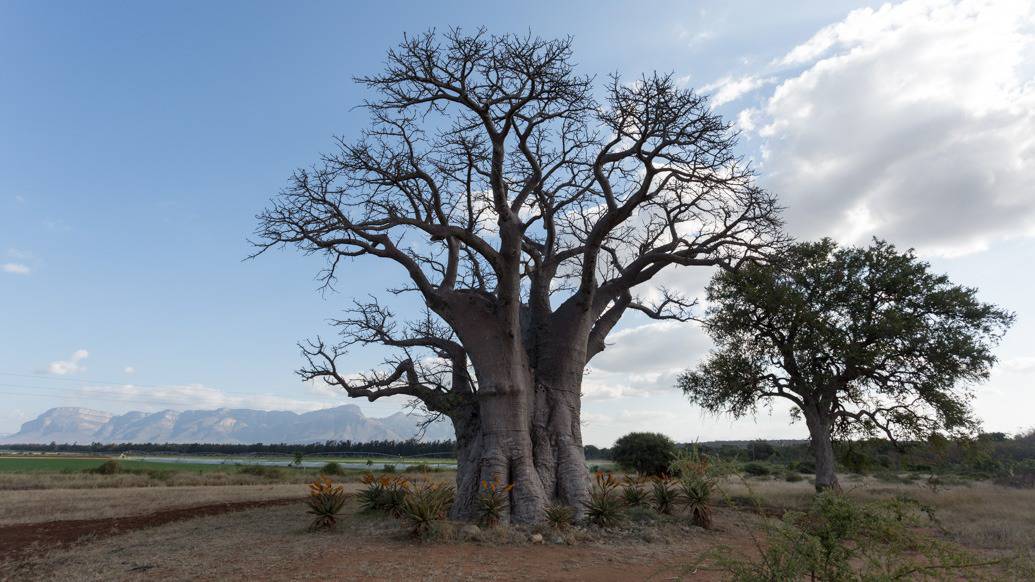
[
  {"left": 691, "top": 430, "right": 1035, "bottom": 483},
  {"left": 6, "top": 430, "right": 1032, "bottom": 479},
  {"left": 4, "top": 439, "right": 618, "bottom": 460},
  {"left": 2, "top": 439, "right": 458, "bottom": 457}
]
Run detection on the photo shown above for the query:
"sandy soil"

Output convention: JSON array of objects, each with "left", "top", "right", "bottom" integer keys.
[
  {"left": 0, "top": 499, "right": 756, "bottom": 581},
  {"left": 0, "top": 483, "right": 310, "bottom": 526}
]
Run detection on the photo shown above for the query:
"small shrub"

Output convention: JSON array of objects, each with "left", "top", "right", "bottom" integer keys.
[
  {"left": 583, "top": 471, "right": 624, "bottom": 528},
  {"left": 650, "top": 477, "right": 678, "bottom": 515},
  {"left": 382, "top": 464, "right": 397, "bottom": 473},
  {"left": 784, "top": 471, "right": 804, "bottom": 483},
  {"left": 320, "top": 461, "right": 345, "bottom": 476},
  {"left": 403, "top": 463, "right": 432, "bottom": 474},
  {"left": 622, "top": 475, "right": 649, "bottom": 507},
  {"left": 381, "top": 476, "right": 410, "bottom": 517},
  {"left": 91, "top": 459, "right": 122, "bottom": 475},
  {"left": 357, "top": 472, "right": 410, "bottom": 516},
  {"left": 742, "top": 462, "right": 770, "bottom": 476},
  {"left": 238, "top": 465, "right": 284, "bottom": 479},
  {"left": 400, "top": 482, "right": 454, "bottom": 539},
  {"left": 679, "top": 475, "right": 715, "bottom": 529},
  {"left": 477, "top": 476, "right": 513, "bottom": 527},
  {"left": 611, "top": 432, "right": 678, "bottom": 477},
  {"left": 796, "top": 460, "right": 816, "bottom": 474},
  {"left": 545, "top": 503, "right": 576, "bottom": 530},
  {"left": 358, "top": 472, "right": 385, "bottom": 512},
  {"left": 306, "top": 477, "right": 349, "bottom": 531}
]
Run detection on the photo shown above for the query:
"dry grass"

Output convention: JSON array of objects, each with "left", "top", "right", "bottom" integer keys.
[
  {"left": 0, "top": 498, "right": 754, "bottom": 581},
  {"left": 722, "top": 475, "right": 1035, "bottom": 551},
  {"left": 0, "top": 483, "right": 312, "bottom": 526}
]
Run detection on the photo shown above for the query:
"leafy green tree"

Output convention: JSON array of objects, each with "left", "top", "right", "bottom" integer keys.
[
  {"left": 678, "top": 239, "right": 1013, "bottom": 491},
  {"left": 611, "top": 432, "right": 678, "bottom": 476}
]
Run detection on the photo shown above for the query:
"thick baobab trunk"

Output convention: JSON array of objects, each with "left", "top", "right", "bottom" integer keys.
[
  {"left": 448, "top": 404, "right": 483, "bottom": 521},
  {"left": 803, "top": 405, "right": 841, "bottom": 492},
  {"left": 445, "top": 299, "right": 592, "bottom": 524},
  {"left": 531, "top": 345, "right": 592, "bottom": 516}
]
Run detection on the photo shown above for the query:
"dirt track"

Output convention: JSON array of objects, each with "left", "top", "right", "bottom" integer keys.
[{"left": 0, "top": 497, "right": 301, "bottom": 557}]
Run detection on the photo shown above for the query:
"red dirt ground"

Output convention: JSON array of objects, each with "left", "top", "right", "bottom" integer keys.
[{"left": 0, "top": 497, "right": 301, "bottom": 557}]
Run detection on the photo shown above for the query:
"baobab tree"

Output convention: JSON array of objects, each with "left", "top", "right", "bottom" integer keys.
[
  {"left": 255, "top": 30, "right": 783, "bottom": 523},
  {"left": 677, "top": 239, "right": 1014, "bottom": 491}
]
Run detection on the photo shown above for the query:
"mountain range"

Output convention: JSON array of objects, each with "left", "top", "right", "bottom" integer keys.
[{"left": 0, "top": 405, "right": 453, "bottom": 444}]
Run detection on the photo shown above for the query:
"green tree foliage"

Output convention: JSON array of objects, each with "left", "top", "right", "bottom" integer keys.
[
  {"left": 678, "top": 239, "right": 1014, "bottom": 490},
  {"left": 611, "top": 432, "right": 678, "bottom": 476}
]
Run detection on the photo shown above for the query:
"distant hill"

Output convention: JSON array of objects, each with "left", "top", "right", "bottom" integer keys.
[{"left": 1, "top": 405, "right": 453, "bottom": 445}]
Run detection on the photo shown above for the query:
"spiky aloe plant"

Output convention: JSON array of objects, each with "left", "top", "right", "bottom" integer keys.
[
  {"left": 622, "top": 475, "right": 648, "bottom": 507},
  {"left": 545, "top": 502, "right": 576, "bottom": 530},
  {"left": 651, "top": 477, "right": 678, "bottom": 515},
  {"left": 306, "top": 477, "right": 349, "bottom": 531},
  {"left": 583, "top": 471, "right": 624, "bottom": 527},
  {"left": 476, "top": 476, "right": 514, "bottom": 527},
  {"left": 679, "top": 475, "right": 715, "bottom": 528},
  {"left": 400, "top": 482, "right": 454, "bottom": 539}
]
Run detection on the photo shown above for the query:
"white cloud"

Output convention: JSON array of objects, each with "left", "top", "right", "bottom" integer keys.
[
  {"left": 123, "top": 366, "right": 136, "bottom": 375},
  {"left": 1002, "top": 356, "right": 1035, "bottom": 373},
  {"left": 756, "top": 0, "right": 1035, "bottom": 256},
  {"left": 701, "top": 75, "right": 773, "bottom": 106},
  {"left": 2, "top": 263, "right": 30, "bottom": 275},
  {"left": 48, "top": 349, "right": 89, "bottom": 375}
]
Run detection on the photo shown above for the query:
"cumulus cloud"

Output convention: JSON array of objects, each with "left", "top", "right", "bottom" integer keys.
[
  {"left": 756, "top": 0, "right": 1035, "bottom": 256},
  {"left": 48, "top": 349, "right": 89, "bottom": 375},
  {"left": 580, "top": 320, "right": 712, "bottom": 402},
  {"left": 701, "top": 75, "right": 773, "bottom": 106},
  {"left": 2, "top": 263, "right": 30, "bottom": 275}
]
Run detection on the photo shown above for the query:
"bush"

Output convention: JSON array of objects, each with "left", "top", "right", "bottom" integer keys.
[
  {"left": 742, "top": 462, "right": 771, "bottom": 476},
  {"left": 583, "top": 471, "right": 624, "bottom": 528},
  {"left": 476, "top": 476, "right": 513, "bottom": 527},
  {"left": 746, "top": 440, "right": 775, "bottom": 461},
  {"left": 238, "top": 465, "right": 284, "bottom": 479},
  {"left": 611, "top": 432, "right": 677, "bottom": 477},
  {"left": 784, "top": 471, "right": 804, "bottom": 483},
  {"left": 400, "top": 483, "right": 453, "bottom": 539},
  {"left": 795, "top": 460, "right": 816, "bottom": 474},
  {"left": 320, "top": 461, "right": 345, "bottom": 476},
  {"left": 382, "top": 464, "right": 397, "bottom": 473},
  {"left": 306, "top": 477, "right": 349, "bottom": 531},
  {"left": 91, "top": 459, "right": 122, "bottom": 475},
  {"left": 650, "top": 477, "right": 678, "bottom": 515},
  {"left": 995, "top": 459, "right": 1035, "bottom": 488},
  {"left": 545, "top": 503, "right": 576, "bottom": 530}
]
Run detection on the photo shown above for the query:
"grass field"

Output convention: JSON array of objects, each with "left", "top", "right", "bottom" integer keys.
[
  {"left": 0, "top": 456, "right": 233, "bottom": 473},
  {"left": 0, "top": 462, "right": 1031, "bottom": 580}
]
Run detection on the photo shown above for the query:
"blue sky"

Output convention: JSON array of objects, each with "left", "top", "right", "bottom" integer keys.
[{"left": 2, "top": 0, "right": 1033, "bottom": 445}]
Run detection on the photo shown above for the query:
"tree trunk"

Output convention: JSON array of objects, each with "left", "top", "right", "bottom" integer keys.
[
  {"left": 803, "top": 405, "right": 841, "bottom": 492},
  {"left": 531, "top": 365, "right": 591, "bottom": 517},
  {"left": 445, "top": 360, "right": 591, "bottom": 523},
  {"left": 448, "top": 404, "right": 483, "bottom": 521},
  {"left": 444, "top": 300, "right": 592, "bottom": 524}
]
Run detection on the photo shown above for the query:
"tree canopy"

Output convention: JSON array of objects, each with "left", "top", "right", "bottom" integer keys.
[{"left": 679, "top": 238, "right": 1013, "bottom": 449}]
